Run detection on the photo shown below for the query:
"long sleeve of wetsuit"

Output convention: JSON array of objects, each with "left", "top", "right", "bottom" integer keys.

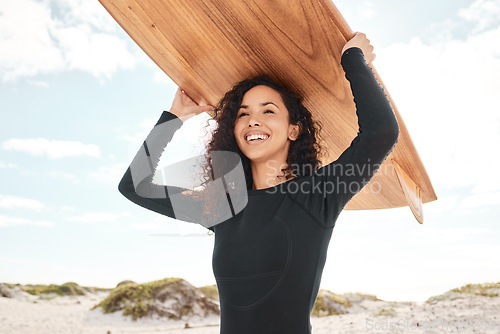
[
  {"left": 118, "top": 111, "right": 184, "bottom": 220},
  {"left": 118, "top": 110, "right": 246, "bottom": 231},
  {"left": 303, "top": 47, "right": 400, "bottom": 227}
]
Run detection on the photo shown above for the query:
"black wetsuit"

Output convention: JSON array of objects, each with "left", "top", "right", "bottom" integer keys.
[{"left": 118, "top": 47, "right": 400, "bottom": 333}]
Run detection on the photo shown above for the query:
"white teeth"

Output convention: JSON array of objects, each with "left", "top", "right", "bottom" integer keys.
[{"left": 246, "top": 134, "right": 269, "bottom": 141}]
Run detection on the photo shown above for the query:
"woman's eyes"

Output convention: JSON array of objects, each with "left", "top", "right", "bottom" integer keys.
[{"left": 238, "top": 110, "right": 274, "bottom": 118}]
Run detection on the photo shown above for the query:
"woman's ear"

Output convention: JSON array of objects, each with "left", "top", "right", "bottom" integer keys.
[{"left": 288, "top": 122, "right": 302, "bottom": 141}]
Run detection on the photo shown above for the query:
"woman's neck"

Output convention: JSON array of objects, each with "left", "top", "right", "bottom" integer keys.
[{"left": 250, "top": 159, "right": 294, "bottom": 190}]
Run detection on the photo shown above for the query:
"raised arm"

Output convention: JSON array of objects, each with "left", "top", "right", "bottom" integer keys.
[
  {"left": 118, "top": 109, "right": 183, "bottom": 218},
  {"left": 309, "top": 33, "right": 400, "bottom": 226},
  {"left": 118, "top": 88, "right": 231, "bottom": 229}
]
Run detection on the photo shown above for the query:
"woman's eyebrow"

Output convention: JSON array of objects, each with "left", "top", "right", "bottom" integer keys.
[
  {"left": 262, "top": 102, "right": 278, "bottom": 108},
  {"left": 239, "top": 102, "right": 279, "bottom": 109}
]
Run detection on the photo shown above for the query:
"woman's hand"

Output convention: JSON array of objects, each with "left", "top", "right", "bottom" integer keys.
[
  {"left": 342, "top": 32, "right": 376, "bottom": 65},
  {"left": 169, "top": 87, "right": 215, "bottom": 122}
]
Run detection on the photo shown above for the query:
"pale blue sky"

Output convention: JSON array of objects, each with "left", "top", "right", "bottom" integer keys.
[{"left": 1, "top": 0, "right": 499, "bottom": 303}]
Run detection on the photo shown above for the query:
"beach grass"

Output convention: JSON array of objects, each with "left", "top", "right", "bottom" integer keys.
[
  {"left": 199, "top": 284, "right": 218, "bottom": 300},
  {"left": 91, "top": 277, "right": 184, "bottom": 320},
  {"left": 4, "top": 282, "right": 111, "bottom": 296}
]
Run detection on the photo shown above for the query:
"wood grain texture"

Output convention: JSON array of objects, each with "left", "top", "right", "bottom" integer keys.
[{"left": 99, "top": 0, "right": 437, "bottom": 216}]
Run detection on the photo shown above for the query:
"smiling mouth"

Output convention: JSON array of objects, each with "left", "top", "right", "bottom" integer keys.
[{"left": 245, "top": 133, "right": 270, "bottom": 144}]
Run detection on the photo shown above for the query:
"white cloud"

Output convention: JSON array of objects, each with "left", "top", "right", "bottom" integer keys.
[
  {"left": 119, "top": 112, "right": 215, "bottom": 165},
  {"left": 461, "top": 191, "right": 500, "bottom": 209},
  {"left": 153, "top": 69, "right": 178, "bottom": 90},
  {"left": 1, "top": 138, "right": 100, "bottom": 159},
  {"left": 333, "top": 0, "right": 376, "bottom": 21},
  {"left": 374, "top": 1, "right": 500, "bottom": 196},
  {"left": 0, "top": 0, "right": 136, "bottom": 82},
  {"left": 129, "top": 222, "right": 167, "bottom": 230},
  {"left": 0, "top": 215, "right": 53, "bottom": 227},
  {"left": 0, "top": 161, "right": 17, "bottom": 168},
  {"left": 0, "top": 195, "right": 44, "bottom": 210},
  {"left": 407, "top": 226, "right": 489, "bottom": 244},
  {"left": 51, "top": 26, "right": 135, "bottom": 80},
  {"left": 459, "top": 0, "right": 500, "bottom": 32},
  {"left": 89, "top": 163, "right": 128, "bottom": 184},
  {"left": 27, "top": 80, "right": 50, "bottom": 88},
  {"left": 423, "top": 195, "right": 460, "bottom": 214},
  {"left": 117, "top": 117, "right": 158, "bottom": 144},
  {"left": 130, "top": 216, "right": 210, "bottom": 236},
  {"left": 45, "top": 170, "right": 81, "bottom": 184},
  {"left": 50, "top": 0, "right": 117, "bottom": 33},
  {"left": 67, "top": 212, "right": 129, "bottom": 223},
  {"left": 360, "top": 1, "right": 375, "bottom": 19}
]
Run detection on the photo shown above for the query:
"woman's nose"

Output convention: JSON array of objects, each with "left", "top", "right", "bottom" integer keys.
[{"left": 248, "top": 114, "right": 261, "bottom": 127}]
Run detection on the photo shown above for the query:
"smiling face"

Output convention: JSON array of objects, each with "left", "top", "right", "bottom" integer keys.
[{"left": 234, "top": 85, "right": 300, "bottom": 164}]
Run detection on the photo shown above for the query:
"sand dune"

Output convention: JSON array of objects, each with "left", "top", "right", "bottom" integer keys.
[{"left": 1, "top": 281, "right": 499, "bottom": 333}]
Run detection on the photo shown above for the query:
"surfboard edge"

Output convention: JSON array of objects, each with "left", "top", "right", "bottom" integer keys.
[{"left": 392, "top": 158, "right": 424, "bottom": 224}]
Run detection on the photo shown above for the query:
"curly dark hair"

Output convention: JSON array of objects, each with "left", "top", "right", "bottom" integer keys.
[{"left": 203, "top": 75, "right": 324, "bottom": 190}]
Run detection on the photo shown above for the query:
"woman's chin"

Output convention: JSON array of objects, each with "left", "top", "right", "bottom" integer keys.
[{"left": 241, "top": 149, "right": 271, "bottom": 163}]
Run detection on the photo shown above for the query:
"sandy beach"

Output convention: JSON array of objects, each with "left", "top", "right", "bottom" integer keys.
[{"left": 1, "top": 283, "right": 499, "bottom": 334}]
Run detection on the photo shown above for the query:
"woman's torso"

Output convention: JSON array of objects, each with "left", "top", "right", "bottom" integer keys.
[{"left": 212, "top": 178, "right": 337, "bottom": 334}]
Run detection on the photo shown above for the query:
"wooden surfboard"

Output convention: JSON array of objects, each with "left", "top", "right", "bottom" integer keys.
[{"left": 99, "top": 0, "right": 437, "bottom": 223}]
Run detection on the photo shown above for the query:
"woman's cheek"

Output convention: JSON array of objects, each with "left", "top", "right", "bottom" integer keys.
[{"left": 233, "top": 120, "right": 241, "bottom": 138}]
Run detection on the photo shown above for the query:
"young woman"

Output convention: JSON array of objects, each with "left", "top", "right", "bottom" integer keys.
[{"left": 118, "top": 32, "right": 399, "bottom": 333}]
